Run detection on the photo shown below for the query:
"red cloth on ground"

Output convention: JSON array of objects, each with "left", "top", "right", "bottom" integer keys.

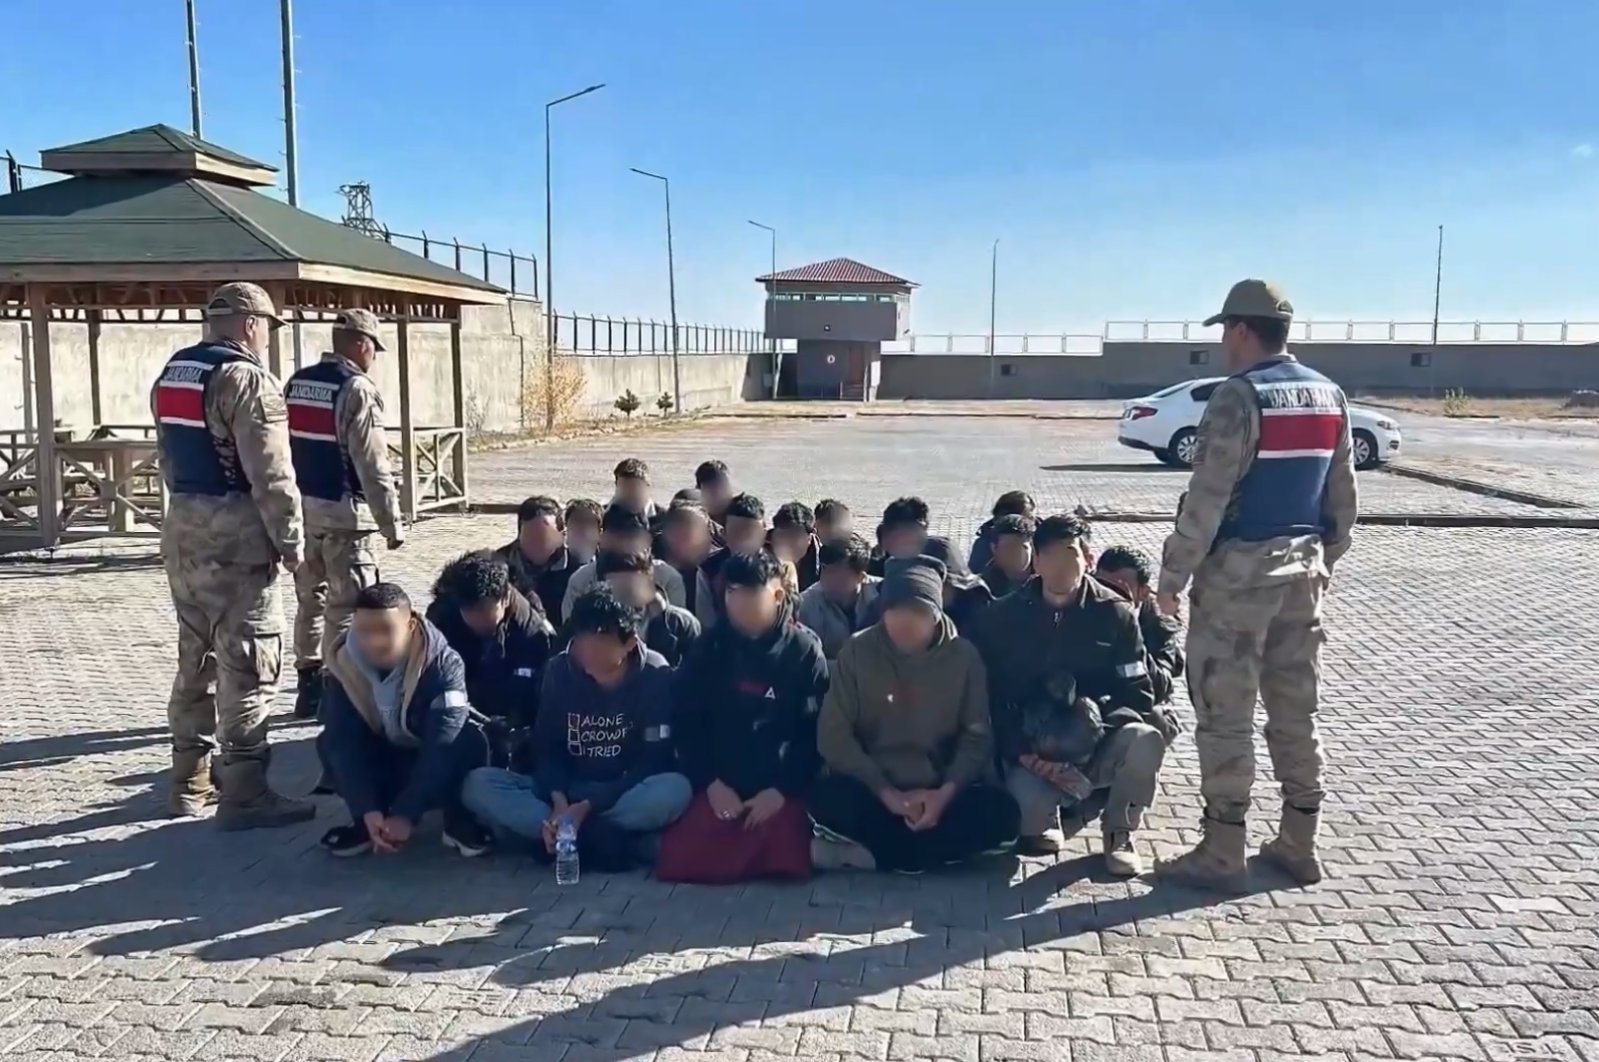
[{"left": 656, "top": 791, "right": 813, "bottom": 884}]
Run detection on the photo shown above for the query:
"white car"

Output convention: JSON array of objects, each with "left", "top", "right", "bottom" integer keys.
[{"left": 1117, "top": 377, "right": 1401, "bottom": 471}]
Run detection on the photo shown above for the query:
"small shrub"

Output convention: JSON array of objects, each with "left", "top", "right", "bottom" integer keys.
[
  {"left": 1441, "top": 388, "right": 1472, "bottom": 416},
  {"left": 615, "top": 389, "right": 641, "bottom": 418},
  {"left": 656, "top": 391, "right": 675, "bottom": 415},
  {"left": 520, "top": 352, "right": 588, "bottom": 434}
]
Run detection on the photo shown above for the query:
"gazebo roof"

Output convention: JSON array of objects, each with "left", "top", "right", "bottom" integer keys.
[{"left": 0, "top": 124, "right": 505, "bottom": 307}]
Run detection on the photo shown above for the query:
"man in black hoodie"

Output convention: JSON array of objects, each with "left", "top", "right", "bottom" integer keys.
[
  {"left": 968, "top": 490, "right": 1036, "bottom": 574},
  {"left": 659, "top": 550, "right": 829, "bottom": 883},
  {"left": 495, "top": 495, "right": 588, "bottom": 620},
  {"left": 426, "top": 550, "right": 556, "bottom": 765},
  {"left": 318, "top": 583, "right": 491, "bottom": 859},
  {"left": 597, "top": 548, "right": 701, "bottom": 667},
  {"left": 771, "top": 501, "right": 822, "bottom": 592}
]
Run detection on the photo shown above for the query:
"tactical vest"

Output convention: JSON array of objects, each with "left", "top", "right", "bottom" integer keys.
[
  {"left": 284, "top": 358, "right": 364, "bottom": 503},
  {"left": 1218, "top": 356, "right": 1346, "bottom": 543},
  {"left": 153, "top": 343, "right": 251, "bottom": 497}
]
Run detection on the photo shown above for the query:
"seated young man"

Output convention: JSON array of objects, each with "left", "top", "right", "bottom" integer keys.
[
  {"left": 657, "top": 499, "right": 718, "bottom": 622},
  {"left": 702, "top": 492, "right": 797, "bottom": 626},
  {"left": 613, "top": 457, "right": 660, "bottom": 527},
  {"left": 563, "top": 498, "right": 603, "bottom": 558},
  {"left": 814, "top": 498, "right": 852, "bottom": 543},
  {"left": 426, "top": 550, "right": 556, "bottom": 765},
  {"left": 796, "top": 536, "right": 879, "bottom": 665},
  {"left": 974, "top": 515, "right": 1167, "bottom": 876},
  {"left": 969, "top": 490, "right": 1037, "bottom": 574},
  {"left": 658, "top": 550, "right": 829, "bottom": 884},
  {"left": 496, "top": 495, "right": 587, "bottom": 620},
  {"left": 461, "top": 586, "right": 691, "bottom": 871},
  {"left": 922, "top": 537, "right": 994, "bottom": 636},
  {"left": 811, "top": 557, "right": 1019, "bottom": 873},
  {"left": 597, "top": 548, "right": 701, "bottom": 667},
  {"left": 694, "top": 459, "right": 734, "bottom": 527},
  {"left": 1094, "top": 545, "right": 1185, "bottom": 705},
  {"left": 318, "top": 583, "right": 491, "bottom": 858},
  {"left": 771, "top": 501, "right": 822, "bottom": 591},
  {"left": 561, "top": 502, "right": 686, "bottom": 621},
  {"left": 979, "top": 514, "right": 1036, "bottom": 599}
]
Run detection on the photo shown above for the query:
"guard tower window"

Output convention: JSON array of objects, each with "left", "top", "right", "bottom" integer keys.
[
  {"left": 1411, "top": 351, "right": 1432, "bottom": 367},
  {"left": 1189, "top": 349, "right": 1209, "bottom": 366},
  {"left": 1000, "top": 363, "right": 1017, "bottom": 377}
]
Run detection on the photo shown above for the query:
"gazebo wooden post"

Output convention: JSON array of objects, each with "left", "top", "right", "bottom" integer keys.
[
  {"left": 86, "top": 309, "right": 104, "bottom": 426},
  {"left": 26, "top": 286, "right": 60, "bottom": 547},
  {"left": 394, "top": 313, "right": 417, "bottom": 521},
  {"left": 267, "top": 321, "right": 284, "bottom": 379},
  {"left": 449, "top": 313, "right": 468, "bottom": 510}
]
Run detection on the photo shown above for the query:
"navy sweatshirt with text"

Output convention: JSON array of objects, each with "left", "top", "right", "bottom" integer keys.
[{"left": 530, "top": 644, "right": 675, "bottom": 813}]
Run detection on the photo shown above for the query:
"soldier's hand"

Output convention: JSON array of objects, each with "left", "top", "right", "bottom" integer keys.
[{"left": 1156, "top": 591, "right": 1182, "bottom": 618}]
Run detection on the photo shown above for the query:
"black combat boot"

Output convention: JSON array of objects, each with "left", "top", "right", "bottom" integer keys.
[{"left": 292, "top": 664, "right": 323, "bottom": 720}]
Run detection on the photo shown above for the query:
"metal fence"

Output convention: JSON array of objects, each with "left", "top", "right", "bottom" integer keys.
[
  {"left": 381, "top": 229, "right": 540, "bottom": 298},
  {"left": 1102, "top": 318, "right": 1599, "bottom": 345},
  {"left": 550, "top": 312, "right": 772, "bottom": 356},
  {"left": 884, "top": 333, "right": 1105, "bottom": 356}
]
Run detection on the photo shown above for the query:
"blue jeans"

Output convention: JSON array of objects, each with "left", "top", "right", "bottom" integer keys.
[{"left": 461, "top": 768, "right": 692, "bottom": 846}]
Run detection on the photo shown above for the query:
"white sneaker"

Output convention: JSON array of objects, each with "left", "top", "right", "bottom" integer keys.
[
  {"left": 1103, "top": 830, "right": 1142, "bottom": 877},
  {"left": 810, "top": 836, "right": 876, "bottom": 872}
]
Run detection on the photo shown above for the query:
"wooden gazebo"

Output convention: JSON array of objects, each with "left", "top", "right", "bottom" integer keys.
[{"left": 0, "top": 124, "right": 507, "bottom": 549}]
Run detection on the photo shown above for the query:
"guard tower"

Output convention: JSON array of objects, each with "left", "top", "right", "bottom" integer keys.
[{"left": 757, "top": 257, "right": 914, "bottom": 400}]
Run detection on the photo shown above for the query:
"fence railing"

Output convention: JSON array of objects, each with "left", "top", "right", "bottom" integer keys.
[
  {"left": 381, "top": 229, "right": 540, "bottom": 298},
  {"left": 550, "top": 312, "right": 774, "bottom": 356},
  {"left": 884, "top": 333, "right": 1104, "bottom": 356},
  {"left": 1102, "top": 319, "right": 1599, "bottom": 345}
]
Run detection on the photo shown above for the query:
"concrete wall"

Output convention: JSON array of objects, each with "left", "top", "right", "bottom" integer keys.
[
  {"left": 1, "top": 295, "right": 767, "bottom": 435},
  {"left": 879, "top": 341, "right": 1599, "bottom": 400}
]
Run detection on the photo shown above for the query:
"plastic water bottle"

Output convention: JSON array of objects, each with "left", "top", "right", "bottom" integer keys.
[{"left": 554, "top": 815, "right": 579, "bottom": 885}]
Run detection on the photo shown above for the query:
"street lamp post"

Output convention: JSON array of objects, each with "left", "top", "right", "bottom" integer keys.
[
  {"left": 748, "top": 220, "right": 777, "bottom": 399},
  {"left": 1430, "top": 223, "right": 1444, "bottom": 398},
  {"left": 543, "top": 83, "right": 606, "bottom": 430},
  {"left": 631, "top": 167, "right": 681, "bottom": 414},
  {"left": 986, "top": 239, "right": 999, "bottom": 397}
]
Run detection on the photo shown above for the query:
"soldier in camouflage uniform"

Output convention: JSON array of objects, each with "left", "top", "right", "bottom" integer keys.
[
  {"left": 1153, "top": 280, "right": 1358, "bottom": 890},
  {"left": 153, "top": 282, "right": 312, "bottom": 829},
  {"left": 283, "top": 309, "right": 404, "bottom": 721}
]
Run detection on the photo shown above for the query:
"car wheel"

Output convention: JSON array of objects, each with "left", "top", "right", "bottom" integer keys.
[
  {"left": 1168, "top": 428, "right": 1199, "bottom": 469},
  {"left": 1352, "top": 429, "right": 1378, "bottom": 471}
]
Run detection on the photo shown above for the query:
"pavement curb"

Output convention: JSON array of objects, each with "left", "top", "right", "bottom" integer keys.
[{"left": 1382, "top": 463, "right": 1584, "bottom": 510}]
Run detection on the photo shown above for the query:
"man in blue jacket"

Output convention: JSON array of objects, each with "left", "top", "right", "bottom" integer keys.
[
  {"left": 317, "top": 583, "right": 491, "bottom": 858},
  {"left": 461, "top": 585, "right": 691, "bottom": 871}
]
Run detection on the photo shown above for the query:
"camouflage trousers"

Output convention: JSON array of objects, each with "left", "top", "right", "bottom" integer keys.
[
  {"left": 1186, "top": 574, "right": 1326, "bottom": 821},
  {"left": 292, "top": 528, "right": 380, "bottom": 665},
  {"left": 165, "top": 555, "right": 284, "bottom": 762}
]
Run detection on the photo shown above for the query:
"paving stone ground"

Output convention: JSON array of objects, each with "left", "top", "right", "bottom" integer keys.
[{"left": 2, "top": 412, "right": 1596, "bottom": 1062}]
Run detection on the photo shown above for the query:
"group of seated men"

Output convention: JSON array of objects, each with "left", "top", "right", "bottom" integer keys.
[{"left": 314, "top": 458, "right": 1185, "bottom": 881}]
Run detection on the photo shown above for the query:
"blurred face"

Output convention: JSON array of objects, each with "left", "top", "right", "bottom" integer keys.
[
  {"left": 1034, "top": 538, "right": 1090, "bottom": 596},
  {"left": 1221, "top": 318, "right": 1254, "bottom": 369},
  {"left": 994, "top": 535, "right": 1034, "bottom": 579},
  {"left": 701, "top": 479, "right": 731, "bottom": 513},
  {"left": 517, "top": 513, "right": 563, "bottom": 562},
  {"left": 816, "top": 513, "right": 852, "bottom": 540},
  {"left": 243, "top": 314, "right": 276, "bottom": 357},
  {"left": 663, "top": 517, "right": 711, "bottom": 566},
  {"left": 770, "top": 526, "right": 811, "bottom": 564},
  {"left": 572, "top": 630, "right": 634, "bottom": 682},
  {"left": 352, "top": 604, "right": 412, "bottom": 670},
  {"left": 725, "top": 515, "right": 767, "bottom": 556},
  {"left": 603, "top": 570, "right": 655, "bottom": 609},
  {"left": 882, "top": 524, "right": 927, "bottom": 559},
  {"left": 460, "top": 595, "right": 508, "bottom": 637},
  {"left": 568, "top": 517, "right": 600, "bottom": 554},
  {"left": 601, "top": 528, "right": 650, "bottom": 557},
  {"left": 819, "top": 562, "right": 866, "bottom": 604},
  {"left": 726, "top": 578, "right": 783, "bottom": 637},
  {"left": 883, "top": 602, "right": 939, "bottom": 653},
  {"left": 1097, "top": 565, "right": 1150, "bottom": 605},
  {"left": 615, "top": 476, "right": 650, "bottom": 510}
]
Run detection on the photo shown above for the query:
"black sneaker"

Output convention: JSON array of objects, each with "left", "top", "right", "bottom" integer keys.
[
  {"left": 320, "top": 823, "right": 372, "bottom": 858},
  {"left": 293, "top": 666, "right": 323, "bottom": 720},
  {"left": 442, "top": 819, "right": 493, "bottom": 859}
]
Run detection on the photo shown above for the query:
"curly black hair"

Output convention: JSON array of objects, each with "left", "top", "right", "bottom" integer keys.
[
  {"left": 568, "top": 584, "right": 642, "bottom": 639},
  {"left": 772, "top": 500, "right": 816, "bottom": 534},
  {"left": 613, "top": 457, "right": 650, "bottom": 483},
  {"left": 602, "top": 502, "right": 651, "bottom": 535},
  {"left": 356, "top": 582, "right": 412, "bottom": 612},
  {"left": 516, "top": 495, "right": 563, "bottom": 528},
  {"left": 431, "top": 550, "right": 510, "bottom": 607},
  {"left": 815, "top": 498, "right": 850, "bottom": 523},
  {"left": 992, "top": 513, "right": 1036, "bottom": 539},
  {"left": 881, "top": 496, "right": 930, "bottom": 528},
  {"left": 725, "top": 491, "right": 765, "bottom": 522},
  {"left": 1095, "top": 544, "right": 1153, "bottom": 586},
  {"left": 595, "top": 549, "right": 654, "bottom": 579},
  {"left": 564, "top": 497, "right": 604, "bottom": 527},
  {"left": 723, "top": 549, "right": 784, "bottom": 590},
  {"left": 694, "top": 459, "right": 730, "bottom": 487}
]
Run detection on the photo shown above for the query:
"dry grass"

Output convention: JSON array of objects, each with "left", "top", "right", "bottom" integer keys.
[{"left": 1355, "top": 395, "right": 1599, "bottom": 419}]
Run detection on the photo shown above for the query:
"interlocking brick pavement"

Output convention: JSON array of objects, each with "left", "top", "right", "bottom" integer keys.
[{"left": 1, "top": 414, "right": 1596, "bottom": 1061}]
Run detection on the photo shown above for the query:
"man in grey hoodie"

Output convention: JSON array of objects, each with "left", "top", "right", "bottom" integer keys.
[{"left": 796, "top": 536, "right": 879, "bottom": 666}]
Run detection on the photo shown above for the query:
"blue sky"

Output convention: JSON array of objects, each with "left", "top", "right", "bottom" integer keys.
[{"left": 7, "top": 0, "right": 1599, "bottom": 333}]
